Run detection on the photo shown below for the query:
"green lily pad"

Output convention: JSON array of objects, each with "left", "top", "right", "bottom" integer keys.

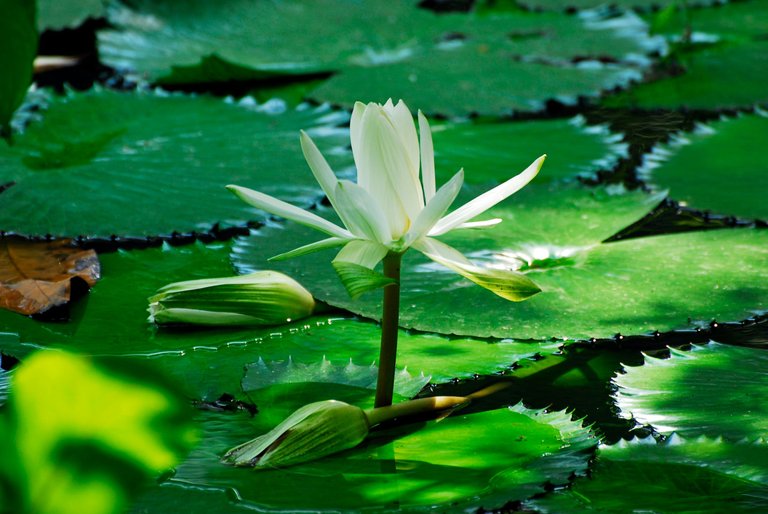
[
  {"left": 644, "top": 1, "right": 768, "bottom": 42},
  {"left": 234, "top": 195, "right": 768, "bottom": 339},
  {"left": 157, "top": 403, "right": 596, "bottom": 512},
  {"left": 0, "top": 88, "right": 350, "bottom": 238},
  {"left": 38, "top": 0, "right": 104, "bottom": 31},
  {"left": 614, "top": 342, "right": 768, "bottom": 439},
  {"left": 431, "top": 116, "right": 626, "bottom": 185},
  {"left": 518, "top": 0, "right": 721, "bottom": 10},
  {"left": 99, "top": 1, "right": 658, "bottom": 116},
  {"left": 605, "top": 1, "right": 768, "bottom": 110},
  {"left": 640, "top": 111, "right": 768, "bottom": 221},
  {"left": 242, "top": 357, "right": 430, "bottom": 400},
  {"left": 310, "top": 46, "right": 643, "bottom": 118},
  {"left": 0, "top": 350, "right": 197, "bottom": 514},
  {"left": 99, "top": 0, "right": 439, "bottom": 81},
  {"left": 530, "top": 436, "right": 768, "bottom": 513},
  {"left": 237, "top": 318, "right": 559, "bottom": 384},
  {"left": 604, "top": 41, "right": 768, "bottom": 110}
]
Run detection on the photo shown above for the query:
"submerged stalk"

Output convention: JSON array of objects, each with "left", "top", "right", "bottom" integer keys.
[{"left": 375, "top": 251, "right": 403, "bottom": 408}]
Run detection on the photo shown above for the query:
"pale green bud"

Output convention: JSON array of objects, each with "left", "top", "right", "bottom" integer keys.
[
  {"left": 221, "top": 400, "right": 369, "bottom": 469},
  {"left": 148, "top": 271, "right": 315, "bottom": 326},
  {"left": 221, "top": 396, "right": 470, "bottom": 470}
]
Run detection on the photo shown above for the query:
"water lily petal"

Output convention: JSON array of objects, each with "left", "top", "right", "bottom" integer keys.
[
  {"left": 413, "top": 237, "right": 541, "bottom": 302},
  {"left": 350, "top": 101, "right": 366, "bottom": 182},
  {"left": 269, "top": 237, "right": 348, "bottom": 261},
  {"left": 385, "top": 99, "right": 420, "bottom": 181},
  {"left": 403, "top": 169, "right": 464, "bottom": 248},
  {"left": 227, "top": 185, "right": 352, "bottom": 239},
  {"left": 429, "top": 155, "right": 546, "bottom": 237},
  {"left": 299, "top": 130, "right": 341, "bottom": 209},
  {"left": 356, "top": 104, "right": 424, "bottom": 238},
  {"left": 418, "top": 110, "right": 436, "bottom": 202},
  {"left": 455, "top": 219, "right": 503, "bottom": 229},
  {"left": 334, "top": 180, "right": 391, "bottom": 244}
]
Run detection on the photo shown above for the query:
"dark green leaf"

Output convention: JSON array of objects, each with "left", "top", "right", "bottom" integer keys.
[
  {"left": 0, "top": 88, "right": 350, "bottom": 238},
  {"left": 641, "top": 111, "right": 768, "bottom": 221},
  {"left": 614, "top": 342, "right": 768, "bottom": 439},
  {"left": 38, "top": 0, "right": 104, "bottom": 31},
  {"left": 98, "top": 1, "right": 658, "bottom": 116},
  {"left": 155, "top": 404, "right": 596, "bottom": 512},
  {"left": 531, "top": 436, "right": 768, "bottom": 513},
  {"left": 431, "top": 116, "right": 627, "bottom": 186},
  {"left": 605, "top": 1, "right": 768, "bottom": 110}
]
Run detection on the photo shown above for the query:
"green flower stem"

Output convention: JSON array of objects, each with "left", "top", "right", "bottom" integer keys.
[
  {"left": 375, "top": 251, "right": 403, "bottom": 408},
  {"left": 365, "top": 396, "right": 470, "bottom": 427}
]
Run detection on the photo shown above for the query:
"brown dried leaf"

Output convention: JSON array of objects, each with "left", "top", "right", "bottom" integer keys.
[{"left": 0, "top": 237, "right": 100, "bottom": 315}]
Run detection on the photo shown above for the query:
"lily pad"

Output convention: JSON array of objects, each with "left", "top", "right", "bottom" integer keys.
[
  {"left": 310, "top": 46, "right": 643, "bottom": 118},
  {"left": 431, "top": 115, "right": 626, "bottom": 185},
  {"left": 640, "top": 111, "right": 768, "bottom": 221},
  {"left": 159, "top": 403, "right": 596, "bottom": 512},
  {"left": 614, "top": 342, "right": 768, "bottom": 439},
  {"left": 531, "top": 436, "right": 768, "bottom": 513},
  {"left": 644, "top": 1, "right": 768, "bottom": 41},
  {"left": 604, "top": 42, "right": 768, "bottom": 110},
  {"left": 0, "top": 88, "right": 350, "bottom": 238},
  {"left": 236, "top": 318, "right": 559, "bottom": 384},
  {"left": 605, "top": 1, "right": 768, "bottom": 110},
  {"left": 518, "top": 0, "right": 721, "bottom": 10},
  {"left": 38, "top": 0, "right": 105, "bottom": 31},
  {"left": 99, "top": 1, "right": 658, "bottom": 116},
  {"left": 235, "top": 186, "right": 768, "bottom": 340},
  {"left": 242, "top": 358, "right": 429, "bottom": 399}
]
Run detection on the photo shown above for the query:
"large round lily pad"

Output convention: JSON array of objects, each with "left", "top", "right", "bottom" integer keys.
[
  {"left": 640, "top": 112, "right": 768, "bottom": 221},
  {"left": 0, "top": 88, "right": 350, "bottom": 238},
  {"left": 159, "top": 402, "right": 596, "bottom": 512},
  {"left": 604, "top": 42, "right": 768, "bottom": 110},
  {"left": 614, "top": 342, "right": 768, "bottom": 439},
  {"left": 531, "top": 436, "right": 768, "bottom": 513},
  {"left": 518, "top": 0, "right": 722, "bottom": 10},
  {"left": 234, "top": 183, "right": 768, "bottom": 339},
  {"left": 99, "top": 0, "right": 658, "bottom": 116},
  {"left": 605, "top": 1, "right": 768, "bottom": 110},
  {"left": 431, "top": 116, "right": 626, "bottom": 185},
  {"left": 310, "top": 46, "right": 643, "bottom": 117},
  {"left": 38, "top": 0, "right": 105, "bottom": 31}
]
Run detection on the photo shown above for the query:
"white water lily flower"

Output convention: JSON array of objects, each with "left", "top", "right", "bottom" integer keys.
[{"left": 228, "top": 99, "right": 545, "bottom": 300}]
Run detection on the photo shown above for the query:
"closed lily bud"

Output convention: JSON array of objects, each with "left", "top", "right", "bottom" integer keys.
[
  {"left": 221, "top": 400, "right": 369, "bottom": 469},
  {"left": 222, "top": 396, "right": 469, "bottom": 470},
  {"left": 148, "top": 271, "right": 315, "bottom": 326}
]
